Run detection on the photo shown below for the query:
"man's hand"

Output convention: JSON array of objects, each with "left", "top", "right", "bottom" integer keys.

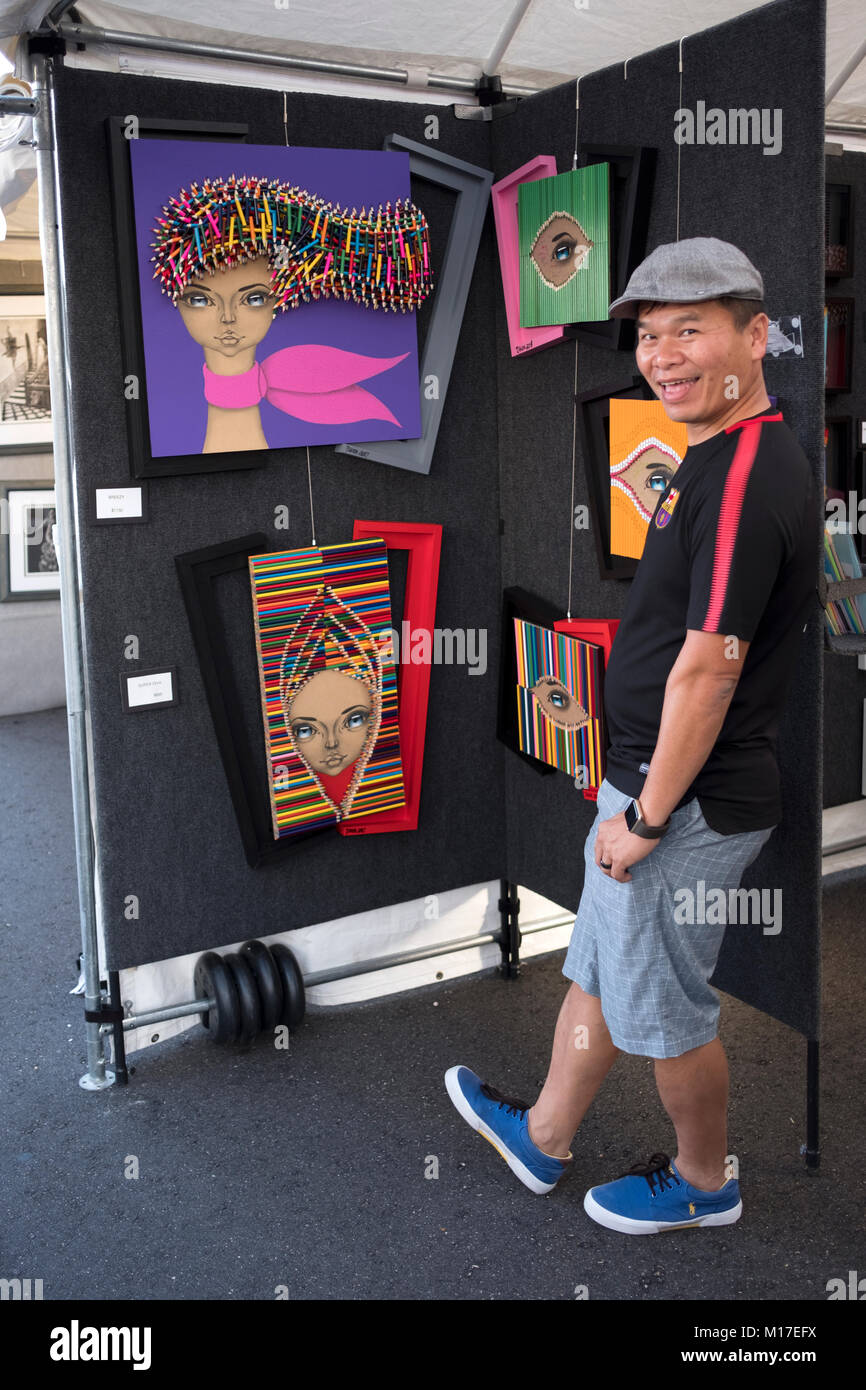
[{"left": 594, "top": 811, "right": 659, "bottom": 882}]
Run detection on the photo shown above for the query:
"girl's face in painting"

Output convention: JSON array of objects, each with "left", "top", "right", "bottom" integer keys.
[
  {"left": 615, "top": 445, "right": 678, "bottom": 520},
  {"left": 286, "top": 668, "right": 374, "bottom": 778},
  {"left": 530, "top": 213, "right": 593, "bottom": 288},
  {"left": 176, "top": 255, "right": 276, "bottom": 360},
  {"left": 530, "top": 675, "right": 589, "bottom": 731}
]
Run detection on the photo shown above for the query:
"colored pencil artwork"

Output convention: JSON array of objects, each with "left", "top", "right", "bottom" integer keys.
[
  {"left": 609, "top": 399, "right": 688, "bottom": 560},
  {"left": 517, "top": 164, "right": 610, "bottom": 328},
  {"left": 514, "top": 618, "right": 604, "bottom": 786},
  {"left": 249, "top": 538, "right": 405, "bottom": 840},
  {"left": 129, "top": 140, "right": 431, "bottom": 457}
]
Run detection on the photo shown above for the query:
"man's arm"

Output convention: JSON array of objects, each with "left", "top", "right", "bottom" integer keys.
[{"left": 635, "top": 628, "right": 749, "bottom": 827}]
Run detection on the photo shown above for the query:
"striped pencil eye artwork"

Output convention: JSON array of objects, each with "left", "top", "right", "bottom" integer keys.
[{"left": 514, "top": 617, "right": 604, "bottom": 787}]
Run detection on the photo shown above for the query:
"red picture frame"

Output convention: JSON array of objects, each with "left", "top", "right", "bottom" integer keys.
[
  {"left": 553, "top": 617, "right": 619, "bottom": 801},
  {"left": 337, "top": 519, "right": 443, "bottom": 835}
]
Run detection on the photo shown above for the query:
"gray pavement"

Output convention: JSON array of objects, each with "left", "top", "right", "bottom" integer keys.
[{"left": 1, "top": 707, "right": 863, "bottom": 1301}]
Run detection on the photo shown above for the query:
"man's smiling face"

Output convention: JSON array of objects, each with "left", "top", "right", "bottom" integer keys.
[{"left": 634, "top": 300, "right": 766, "bottom": 427}]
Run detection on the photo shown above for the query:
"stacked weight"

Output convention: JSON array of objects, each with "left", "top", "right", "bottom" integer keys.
[{"left": 192, "top": 940, "right": 305, "bottom": 1044}]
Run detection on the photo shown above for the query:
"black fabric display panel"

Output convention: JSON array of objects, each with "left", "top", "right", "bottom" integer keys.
[
  {"left": 492, "top": 0, "right": 826, "bottom": 1039},
  {"left": 54, "top": 0, "right": 828, "bottom": 1055},
  {"left": 53, "top": 67, "right": 505, "bottom": 968},
  {"left": 822, "top": 148, "right": 866, "bottom": 808}
]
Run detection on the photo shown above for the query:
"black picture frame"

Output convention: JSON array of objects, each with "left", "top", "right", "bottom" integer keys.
[
  {"left": 577, "top": 376, "right": 655, "bottom": 581},
  {"left": 174, "top": 533, "right": 340, "bottom": 868},
  {"left": 825, "top": 183, "right": 854, "bottom": 280},
  {"left": 496, "top": 585, "right": 562, "bottom": 777},
  {"left": 824, "top": 415, "right": 853, "bottom": 495},
  {"left": 106, "top": 115, "right": 258, "bottom": 480},
  {"left": 565, "top": 145, "right": 657, "bottom": 352},
  {"left": 825, "top": 298, "right": 854, "bottom": 394},
  {"left": 0, "top": 479, "right": 59, "bottom": 602}
]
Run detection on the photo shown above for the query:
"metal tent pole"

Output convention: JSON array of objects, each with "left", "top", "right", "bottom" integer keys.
[{"left": 28, "top": 47, "right": 113, "bottom": 1091}]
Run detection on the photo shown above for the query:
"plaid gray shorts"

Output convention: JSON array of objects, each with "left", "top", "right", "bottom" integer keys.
[{"left": 562, "top": 777, "right": 776, "bottom": 1058}]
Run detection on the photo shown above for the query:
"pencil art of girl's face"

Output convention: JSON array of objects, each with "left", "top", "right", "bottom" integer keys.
[
  {"left": 616, "top": 445, "right": 677, "bottom": 519},
  {"left": 286, "top": 668, "right": 374, "bottom": 778},
  {"left": 530, "top": 675, "right": 589, "bottom": 731},
  {"left": 530, "top": 213, "right": 593, "bottom": 288},
  {"left": 176, "top": 255, "right": 276, "bottom": 358}
]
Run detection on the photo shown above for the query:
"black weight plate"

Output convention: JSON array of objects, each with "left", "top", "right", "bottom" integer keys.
[
  {"left": 224, "top": 951, "right": 262, "bottom": 1043},
  {"left": 271, "top": 942, "right": 306, "bottom": 1029},
  {"left": 240, "top": 940, "right": 283, "bottom": 1032},
  {"left": 193, "top": 951, "right": 240, "bottom": 1044}
]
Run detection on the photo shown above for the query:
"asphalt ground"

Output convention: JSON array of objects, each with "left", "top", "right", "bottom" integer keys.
[{"left": 1, "top": 707, "right": 864, "bottom": 1304}]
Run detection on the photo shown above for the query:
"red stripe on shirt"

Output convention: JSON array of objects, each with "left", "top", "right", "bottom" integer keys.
[{"left": 701, "top": 420, "right": 763, "bottom": 631}]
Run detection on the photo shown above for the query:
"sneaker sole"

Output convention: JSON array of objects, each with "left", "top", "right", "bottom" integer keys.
[
  {"left": 444, "top": 1066, "right": 559, "bottom": 1195},
  {"left": 583, "top": 1188, "right": 743, "bottom": 1235}
]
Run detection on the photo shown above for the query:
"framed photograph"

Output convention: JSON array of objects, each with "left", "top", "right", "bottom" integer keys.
[
  {"left": 491, "top": 156, "right": 566, "bottom": 358},
  {"left": 825, "top": 298, "right": 853, "bottom": 394},
  {"left": 107, "top": 119, "right": 432, "bottom": 477},
  {"left": 566, "top": 145, "right": 657, "bottom": 352},
  {"left": 0, "top": 296, "right": 52, "bottom": 451},
  {"left": 577, "top": 377, "right": 656, "bottom": 580},
  {"left": 825, "top": 183, "right": 854, "bottom": 279},
  {"left": 0, "top": 482, "right": 60, "bottom": 601},
  {"left": 336, "top": 135, "right": 494, "bottom": 475}
]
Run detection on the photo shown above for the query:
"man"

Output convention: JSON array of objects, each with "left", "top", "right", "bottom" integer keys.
[{"left": 445, "top": 238, "right": 819, "bottom": 1235}]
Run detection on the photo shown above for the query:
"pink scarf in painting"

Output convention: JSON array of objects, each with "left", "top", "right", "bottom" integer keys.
[{"left": 202, "top": 344, "right": 408, "bottom": 426}]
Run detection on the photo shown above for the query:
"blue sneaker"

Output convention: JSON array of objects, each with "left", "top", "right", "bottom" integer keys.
[
  {"left": 583, "top": 1151, "right": 742, "bottom": 1234},
  {"left": 444, "top": 1065, "right": 572, "bottom": 1194}
]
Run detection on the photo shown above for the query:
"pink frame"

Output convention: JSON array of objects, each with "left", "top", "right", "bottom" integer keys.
[
  {"left": 491, "top": 156, "right": 567, "bottom": 358},
  {"left": 338, "top": 519, "right": 443, "bottom": 836}
]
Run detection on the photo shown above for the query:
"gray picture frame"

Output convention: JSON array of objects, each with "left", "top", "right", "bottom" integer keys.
[{"left": 335, "top": 134, "right": 493, "bottom": 476}]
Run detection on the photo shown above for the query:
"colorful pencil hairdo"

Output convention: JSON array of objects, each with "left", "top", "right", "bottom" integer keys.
[{"left": 150, "top": 173, "right": 433, "bottom": 313}]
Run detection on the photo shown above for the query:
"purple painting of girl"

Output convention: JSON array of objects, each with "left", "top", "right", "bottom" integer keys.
[{"left": 134, "top": 144, "right": 434, "bottom": 458}]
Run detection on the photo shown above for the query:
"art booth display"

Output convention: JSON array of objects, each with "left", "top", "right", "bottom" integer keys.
[
  {"left": 608, "top": 398, "right": 688, "bottom": 560},
  {"left": 110, "top": 129, "right": 434, "bottom": 475},
  {"left": 517, "top": 164, "right": 610, "bottom": 329},
  {"left": 249, "top": 537, "right": 406, "bottom": 840},
  {"left": 513, "top": 617, "right": 605, "bottom": 789}
]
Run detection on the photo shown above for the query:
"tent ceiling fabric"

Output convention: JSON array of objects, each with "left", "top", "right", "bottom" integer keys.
[{"left": 0, "top": 0, "right": 863, "bottom": 120}]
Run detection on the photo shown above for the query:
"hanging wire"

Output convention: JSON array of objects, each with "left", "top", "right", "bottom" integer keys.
[
  {"left": 283, "top": 90, "right": 289, "bottom": 146},
  {"left": 306, "top": 446, "right": 317, "bottom": 546},
  {"left": 572, "top": 75, "right": 581, "bottom": 169},
  {"left": 567, "top": 337, "right": 580, "bottom": 620},
  {"left": 676, "top": 37, "right": 685, "bottom": 242}
]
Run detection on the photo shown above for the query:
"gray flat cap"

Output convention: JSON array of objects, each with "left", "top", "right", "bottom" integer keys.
[{"left": 608, "top": 237, "right": 765, "bottom": 319}]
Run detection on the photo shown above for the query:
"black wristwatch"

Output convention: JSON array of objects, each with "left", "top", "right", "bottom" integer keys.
[{"left": 624, "top": 797, "right": 671, "bottom": 839}]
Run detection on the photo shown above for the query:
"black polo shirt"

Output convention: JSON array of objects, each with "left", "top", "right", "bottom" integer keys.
[{"left": 602, "top": 409, "right": 819, "bottom": 834}]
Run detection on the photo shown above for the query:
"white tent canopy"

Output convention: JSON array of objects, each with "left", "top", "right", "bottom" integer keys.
[{"left": 0, "top": 0, "right": 864, "bottom": 123}]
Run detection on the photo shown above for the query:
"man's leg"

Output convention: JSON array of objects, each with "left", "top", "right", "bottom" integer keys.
[
  {"left": 526, "top": 981, "right": 621, "bottom": 1158},
  {"left": 654, "top": 1035, "right": 729, "bottom": 1191}
]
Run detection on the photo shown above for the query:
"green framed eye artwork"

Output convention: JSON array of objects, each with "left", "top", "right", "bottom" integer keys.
[{"left": 517, "top": 164, "right": 610, "bottom": 328}]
